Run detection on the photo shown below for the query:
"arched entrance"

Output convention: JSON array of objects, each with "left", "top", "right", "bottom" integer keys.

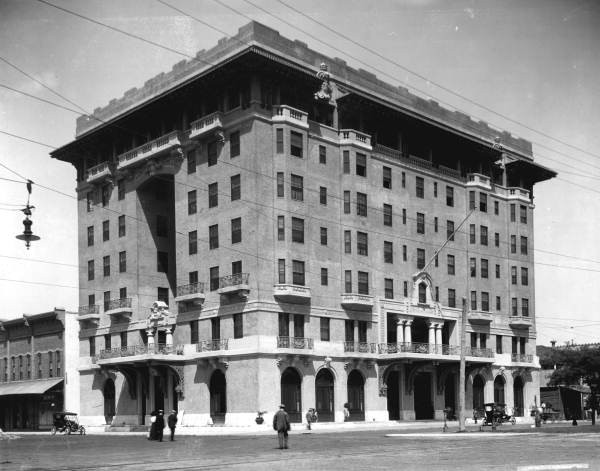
[
  {"left": 281, "top": 367, "right": 302, "bottom": 423},
  {"left": 494, "top": 375, "right": 505, "bottom": 404},
  {"left": 386, "top": 370, "right": 400, "bottom": 420},
  {"left": 347, "top": 370, "right": 365, "bottom": 421},
  {"left": 444, "top": 374, "right": 456, "bottom": 419},
  {"left": 513, "top": 376, "right": 524, "bottom": 416},
  {"left": 473, "top": 374, "right": 485, "bottom": 415},
  {"left": 315, "top": 369, "right": 334, "bottom": 422},
  {"left": 103, "top": 378, "right": 115, "bottom": 425},
  {"left": 414, "top": 372, "right": 433, "bottom": 419},
  {"left": 209, "top": 369, "right": 226, "bottom": 424}
]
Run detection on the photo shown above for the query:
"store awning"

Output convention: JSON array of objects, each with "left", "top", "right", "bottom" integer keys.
[{"left": 0, "top": 378, "right": 63, "bottom": 396}]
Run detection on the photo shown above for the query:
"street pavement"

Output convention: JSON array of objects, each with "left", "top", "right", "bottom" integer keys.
[{"left": 1, "top": 422, "right": 600, "bottom": 470}]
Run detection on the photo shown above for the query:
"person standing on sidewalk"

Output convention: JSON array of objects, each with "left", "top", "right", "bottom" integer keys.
[
  {"left": 273, "top": 404, "right": 291, "bottom": 449},
  {"left": 155, "top": 410, "right": 165, "bottom": 442},
  {"left": 167, "top": 410, "right": 178, "bottom": 441}
]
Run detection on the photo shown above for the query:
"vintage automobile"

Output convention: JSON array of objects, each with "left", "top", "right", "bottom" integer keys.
[{"left": 51, "top": 411, "right": 86, "bottom": 435}]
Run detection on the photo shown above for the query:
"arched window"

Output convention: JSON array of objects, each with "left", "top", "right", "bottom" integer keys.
[
  {"left": 347, "top": 370, "right": 365, "bottom": 421},
  {"left": 103, "top": 378, "right": 116, "bottom": 424},
  {"left": 418, "top": 283, "right": 427, "bottom": 304},
  {"left": 209, "top": 369, "right": 227, "bottom": 424},
  {"left": 513, "top": 376, "right": 524, "bottom": 416},
  {"left": 473, "top": 374, "right": 485, "bottom": 413},
  {"left": 281, "top": 367, "right": 302, "bottom": 423},
  {"left": 315, "top": 369, "right": 334, "bottom": 422},
  {"left": 494, "top": 375, "right": 505, "bottom": 404}
]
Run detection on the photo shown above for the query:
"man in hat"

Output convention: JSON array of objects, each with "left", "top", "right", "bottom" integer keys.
[
  {"left": 167, "top": 410, "right": 178, "bottom": 441},
  {"left": 155, "top": 410, "right": 165, "bottom": 442},
  {"left": 272, "top": 404, "right": 291, "bottom": 449}
]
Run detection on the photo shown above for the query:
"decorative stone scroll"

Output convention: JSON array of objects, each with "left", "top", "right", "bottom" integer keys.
[{"left": 314, "top": 63, "right": 332, "bottom": 101}]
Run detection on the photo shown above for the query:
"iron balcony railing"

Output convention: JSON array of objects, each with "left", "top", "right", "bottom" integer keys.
[
  {"left": 176, "top": 282, "right": 205, "bottom": 297},
  {"left": 196, "top": 339, "right": 229, "bottom": 352},
  {"left": 219, "top": 272, "right": 249, "bottom": 289},
  {"left": 378, "top": 343, "right": 494, "bottom": 358},
  {"left": 78, "top": 304, "right": 99, "bottom": 315},
  {"left": 344, "top": 341, "right": 377, "bottom": 353},
  {"left": 277, "top": 336, "right": 314, "bottom": 349},
  {"left": 511, "top": 353, "right": 533, "bottom": 363},
  {"left": 97, "top": 344, "right": 184, "bottom": 360},
  {"left": 104, "top": 297, "right": 132, "bottom": 311},
  {"left": 85, "top": 161, "right": 110, "bottom": 180}
]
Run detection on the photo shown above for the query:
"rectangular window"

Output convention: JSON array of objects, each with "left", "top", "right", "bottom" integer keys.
[
  {"left": 403, "top": 245, "right": 407, "bottom": 262},
  {"left": 102, "top": 220, "right": 109, "bottom": 241},
  {"left": 447, "top": 220, "right": 455, "bottom": 241},
  {"left": 357, "top": 271, "right": 369, "bottom": 295},
  {"left": 402, "top": 208, "right": 407, "bottom": 225},
  {"left": 291, "top": 217, "right": 304, "bottom": 243},
  {"left": 343, "top": 150, "right": 350, "bottom": 174},
  {"left": 233, "top": 313, "right": 243, "bottom": 339},
  {"left": 482, "top": 292, "right": 489, "bottom": 311},
  {"left": 157, "top": 251, "right": 168, "bottom": 273},
  {"left": 434, "top": 217, "right": 438, "bottom": 233},
  {"left": 101, "top": 184, "right": 110, "bottom": 206},
  {"left": 403, "top": 281, "right": 408, "bottom": 297},
  {"left": 469, "top": 191, "right": 476, "bottom": 210},
  {"left": 495, "top": 232, "right": 500, "bottom": 247},
  {"left": 278, "top": 313, "right": 289, "bottom": 337},
  {"left": 446, "top": 186, "right": 454, "bottom": 207},
  {"left": 230, "top": 174, "right": 241, "bottom": 201},
  {"left": 356, "top": 192, "right": 367, "bottom": 216},
  {"left": 231, "top": 217, "right": 242, "bottom": 244},
  {"left": 521, "top": 236, "right": 528, "bottom": 255},
  {"left": 87, "top": 226, "right": 94, "bottom": 246},
  {"left": 510, "top": 204, "right": 516, "bottom": 222},
  {"left": 292, "top": 260, "right": 305, "bottom": 285},
  {"left": 119, "top": 286, "right": 127, "bottom": 300},
  {"left": 496, "top": 264, "right": 501, "bottom": 279},
  {"left": 86, "top": 191, "right": 93, "bottom": 212},
  {"left": 358, "top": 321, "right": 367, "bottom": 343},
  {"left": 383, "top": 166, "right": 392, "bottom": 189},
  {"left": 511, "top": 235, "right": 517, "bottom": 253},
  {"left": 207, "top": 140, "right": 218, "bottom": 166},
  {"left": 276, "top": 128, "right": 284, "bottom": 153},
  {"left": 345, "top": 320, "right": 354, "bottom": 342},
  {"left": 119, "top": 251, "right": 126, "bottom": 273},
  {"left": 470, "top": 257, "right": 476, "bottom": 277},
  {"left": 344, "top": 270, "right": 352, "bottom": 293},
  {"left": 357, "top": 232, "right": 368, "bottom": 256},
  {"left": 156, "top": 215, "right": 168, "bottom": 237},
  {"left": 416, "top": 176, "right": 424, "bottom": 198},
  {"left": 511, "top": 297, "right": 518, "bottom": 316},
  {"left": 320, "top": 227, "right": 327, "bottom": 245},
  {"left": 88, "top": 260, "right": 95, "bottom": 280},
  {"left": 188, "top": 190, "right": 197, "bottom": 215},
  {"left": 469, "top": 224, "right": 476, "bottom": 244},
  {"left": 494, "top": 200, "right": 499, "bottom": 215},
  {"left": 416, "top": 212, "right": 425, "bottom": 234},
  {"left": 479, "top": 192, "right": 487, "bottom": 212},
  {"left": 319, "top": 186, "right": 327, "bottom": 205},
  {"left": 480, "top": 225, "right": 488, "bottom": 245},
  {"left": 187, "top": 149, "right": 196, "bottom": 174},
  {"left": 190, "top": 321, "right": 199, "bottom": 344},
  {"left": 277, "top": 172, "right": 284, "bottom": 197},
  {"left": 447, "top": 255, "right": 455, "bottom": 275},
  {"left": 481, "top": 259, "right": 488, "bottom": 278},
  {"left": 209, "top": 224, "right": 219, "bottom": 249},
  {"left": 88, "top": 294, "right": 95, "bottom": 307},
  {"left": 277, "top": 216, "right": 285, "bottom": 241},
  {"left": 278, "top": 259, "right": 286, "bottom": 284},
  {"left": 344, "top": 230, "right": 351, "bottom": 254},
  {"left": 385, "top": 278, "right": 394, "bottom": 299},
  {"left": 319, "top": 145, "right": 327, "bottom": 164},
  {"left": 104, "top": 334, "right": 111, "bottom": 351},
  {"left": 230, "top": 131, "right": 240, "bottom": 158},
  {"left": 434, "top": 182, "right": 438, "bottom": 198},
  {"left": 343, "top": 191, "right": 351, "bottom": 214},
  {"left": 103, "top": 291, "right": 110, "bottom": 312},
  {"left": 356, "top": 153, "right": 366, "bottom": 177},
  {"left": 383, "top": 204, "right": 392, "bottom": 226},
  {"left": 189, "top": 271, "right": 198, "bottom": 284},
  {"left": 157, "top": 287, "right": 169, "bottom": 305},
  {"left": 208, "top": 182, "right": 218, "bottom": 208},
  {"left": 321, "top": 267, "right": 328, "bottom": 286},
  {"left": 496, "top": 296, "right": 501, "bottom": 311},
  {"left": 290, "top": 131, "right": 303, "bottom": 157},
  {"left": 520, "top": 205, "right": 527, "bottom": 224},
  {"left": 417, "top": 248, "right": 425, "bottom": 269},
  {"left": 448, "top": 289, "right": 456, "bottom": 308},
  {"left": 117, "top": 179, "right": 125, "bottom": 200},
  {"left": 471, "top": 291, "right": 477, "bottom": 311},
  {"left": 103, "top": 255, "right": 110, "bottom": 277},
  {"left": 521, "top": 267, "right": 529, "bottom": 286},
  {"left": 211, "top": 317, "right": 221, "bottom": 340},
  {"left": 230, "top": 259, "right": 241, "bottom": 276},
  {"left": 210, "top": 266, "right": 219, "bottom": 291},
  {"left": 291, "top": 174, "right": 303, "bottom": 201},
  {"left": 384, "top": 241, "right": 393, "bottom": 263},
  {"left": 320, "top": 317, "right": 330, "bottom": 341},
  {"left": 522, "top": 298, "right": 529, "bottom": 317},
  {"left": 496, "top": 335, "right": 503, "bottom": 354}
]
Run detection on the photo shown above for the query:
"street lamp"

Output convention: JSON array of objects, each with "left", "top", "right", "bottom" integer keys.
[{"left": 16, "top": 205, "right": 40, "bottom": 249}]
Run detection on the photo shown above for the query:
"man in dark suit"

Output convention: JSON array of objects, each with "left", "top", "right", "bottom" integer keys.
[
  {"left": 272, "top": 404, "right": 291, "bottom": 449},
  {"left": 167, "top": 410, "right": 178, "bottom": 441}
]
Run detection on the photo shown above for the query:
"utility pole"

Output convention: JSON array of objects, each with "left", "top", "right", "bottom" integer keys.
[{"left": 458, "top": 297, "right": 467, "bottom": 432}]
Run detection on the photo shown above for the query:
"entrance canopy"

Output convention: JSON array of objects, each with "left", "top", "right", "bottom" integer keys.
[{"left": 0, "top": 378, "right": 63, "bottom": 396}]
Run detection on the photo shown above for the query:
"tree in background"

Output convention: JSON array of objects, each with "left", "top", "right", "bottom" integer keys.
[{"left": 548, "top": 344, "right": 600, "bottom": 425}]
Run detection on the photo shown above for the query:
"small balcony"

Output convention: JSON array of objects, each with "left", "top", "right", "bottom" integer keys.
[
  {"left": 196, "top": 339, "right": 229, "bottom": 352},
  {"left": 466, "top": 346, "right": 495, "bottom": 358},
  {"left": 507, "top": 187, "right": 531, "bottom": 203},
  {"left": 217, "top": 273, "right": 250, "bottom": 297},
  {"left": 272, "top": 105, "right": 308, "bottom": 128},
  {"left": 104, "top": 297, "right": 133, "bottom": 319},
  {"left": 341, "top": 293, "right": 374, "bottom": 311},
  {"left": 339, "top": 129, "right": 372, "bottom": 150},
  {"left": 273, "top": 284, "right": 311, "bottom": 304},
  {"left": 117, "top": 131, "right": 182, "bottom": 170},
  {"left": 509, "top": 316, "right": 533, "bottom": 329},
  {"left": 511, "top": 353, "right": 533, "bottom": 363},
  {"left": 85, "top": 161, "right": 111, "bottom": 184},
  {"left": 175, "top": 282, "right": 206, "bottom": 305},
  {"left": 96, "top": 344, "right": 184, "bottom": 361},
  {"left": 466, "top": 173, "right": 492, "bottom": 190},
  {"left": 379, "top": 342, "right": 454, "bottom": 355},
  {"left": 189, "top": 111, "right": 223, "bottom": 139},
  {"left": 77, "top": 304, "right": 100, "bottom": 325},
  {"left": 468, "top": 311, "right": 493, "bottom": 325},
  {"left": 277, "top": 336, "right": 313, "bottom": 350},
  {"left": 344, "top": 341, "right": 377, "bottom": 354}
]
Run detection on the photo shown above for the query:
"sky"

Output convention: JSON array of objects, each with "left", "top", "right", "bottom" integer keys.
[{"left": 0, "top": 0, "right": 599, "bottom": 346}]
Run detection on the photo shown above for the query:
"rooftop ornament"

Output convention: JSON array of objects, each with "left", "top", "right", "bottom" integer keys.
[
  {"left": 15, "top": 180, "right": 40, "bottom": 250},
  {"left": 314, "top": 62, "right": 332, "bottom": 101}
]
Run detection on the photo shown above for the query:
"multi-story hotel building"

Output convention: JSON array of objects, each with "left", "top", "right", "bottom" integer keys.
[{"left": 51, "top": 22, "right": 555, "bottom": 427}]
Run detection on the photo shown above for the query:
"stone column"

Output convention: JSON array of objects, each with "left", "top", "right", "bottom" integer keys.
[
  {"left": 404, "top": 320, "right": 412, "bottom": 344},
  {"left": 353, "top": 321, "right": 358, "bottom": 344},
  {"left": 148, "top": 373, "right": 155, "bottom": 413},
  {"left": 166, "top": 371, "right": 174, "bottom": 413},
  {"left": 165, "top": 327, "right": 173, "bottom": 346},
  {"left": 147, "top": 329, "right": 155, "bottom": 348},
  {"left": 396, "top": 320, "right": 404, "bottom": 345},
  {"left": 136, "top": 370, "right": 143, "bottom": 424},
  {"left": 250, "top": 73, "right": 261, "bottom": 105},
  {"left": 435, "top": 323, "right": 443, "bottom": 347},
  {"left": 428, "top": 321, "right": 436, "bottom": 352}
]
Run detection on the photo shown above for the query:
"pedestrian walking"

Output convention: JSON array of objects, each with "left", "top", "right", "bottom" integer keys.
[
  {"left": 167, "top": 410, "right": 178, "bottom": 441},
  {"left": 305, "top": 408, "right": 314, "bottom": 430},
  {"left": 273, "top": 404, "right": 291, "bottom": 449},
  {"left": 148, "top": 410, "right": 157, "bottom": 440},
  {"left": 155, "top": 410, "right": 165, "bottom": 442}
]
